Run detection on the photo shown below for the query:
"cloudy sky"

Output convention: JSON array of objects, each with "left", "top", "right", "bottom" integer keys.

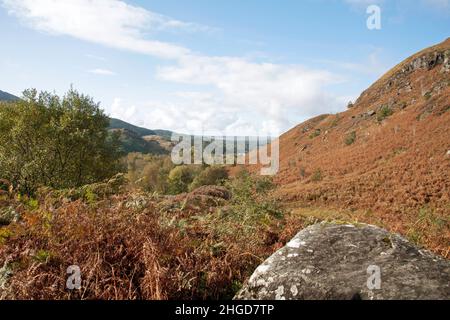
[{"left": 0, "top": 0, "right": 448, "bottom": 136}]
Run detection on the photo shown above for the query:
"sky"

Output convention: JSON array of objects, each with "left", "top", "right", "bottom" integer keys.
[{"left": 0, "top": 0, "right": 449, "bottom": 136}]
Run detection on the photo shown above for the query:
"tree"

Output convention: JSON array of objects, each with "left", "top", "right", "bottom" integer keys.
[
  {"left": 0, "top": 88, "right": 123, "bottom": 193},
  {"left": 189, "top": 166, "right": 228, "bottom": 191},
  {"left": 167, "top": 165, "right": 202, "bottom": 194}
]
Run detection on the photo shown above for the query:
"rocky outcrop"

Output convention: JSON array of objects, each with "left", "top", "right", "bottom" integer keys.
[
  {"left": 235, "top": 222, "right": 450, "bottom": 300},
  {"left": 0, "top": 207, "right": 20, "bottom": 226}
]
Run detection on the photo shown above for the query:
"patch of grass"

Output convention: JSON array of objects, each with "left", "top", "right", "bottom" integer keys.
[
  {"left": 423, "top": 91, "right": 432, "bottom": 100},
  {"left": 344, "top": 131, "right": 357, "bottom": 146},
  {"left": 311, "top": 169, "right": 323, "bottom": 182},
  {"left": 309, "top": 129, "right": 321, "bottom": 139},
  {"left": 33, "top": 249, "right": 52, "bottom": 263},
  {"left": 0, "top": 228, "right": 13, "bottom": 244},
  {"left": 330, "top": 115, "right": 340, "bottom": 128},
  {"left": 377, "top": 105, "right": 394, "bottom": 122}
]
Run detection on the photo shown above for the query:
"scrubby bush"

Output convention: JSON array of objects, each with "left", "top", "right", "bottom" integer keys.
[
  {"left": 377, "top": 105, "right": 394, "bottom": 122},
  {"left": 167, "top": 165, "right": 202, "bottom": 194},
  {"left": 345, "top": 131, "right": 357, "bottom": 146},
  {"left": 309, "top": 129, "right": 321, "bottom": 139},
  {"left": 125, "top": 153, "right": 175, "bottom": 194},
  {"left": 225, "top": 170, "right": 282, "bottom": 222},
  {"left": 189, "top": 166, "right": 228, "bottom": 191},
  {"left": 311, "top": 169, "right": 323, "bottom": 182}
]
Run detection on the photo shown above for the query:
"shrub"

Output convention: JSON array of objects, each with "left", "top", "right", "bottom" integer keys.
[
  {"left": 311, "top": 169, "right": 323, "bottom": 182},
  {"left": 168, "top": 165, "right": 202, "bottom": 194},
  {"left": 189, "top": 166, "right": 228, "bottom": 191},
  {"left": 330, "top": 115, "right": 340, "bottom": 128},
  {"left": 225, "top": 170, "right": 282, "bottom": 222},
  {"left": 126, "top": 153, "right": 175, "bottom": 194},
  {"left": 345, "top": 131, "right": 357, "bottom": 146},
  {"left": 377, "top": 105, "right": 394, "bottom": 122},
  {"left": 309, "top": 129, "right": 321, "bottom": 139}
]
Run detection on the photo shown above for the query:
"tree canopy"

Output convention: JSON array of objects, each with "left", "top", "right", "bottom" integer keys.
[{"left": 0, "top": 88, "right": 123, "bottom": 193}]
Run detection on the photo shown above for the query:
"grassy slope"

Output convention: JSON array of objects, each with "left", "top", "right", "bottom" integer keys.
[{"left": 269, "top": 38, "right": 450, "bottom": 257}]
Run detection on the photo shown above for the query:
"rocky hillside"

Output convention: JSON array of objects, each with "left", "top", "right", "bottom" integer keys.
[{"left": 267, "top": 38, "right": 449, "bottom": 256}]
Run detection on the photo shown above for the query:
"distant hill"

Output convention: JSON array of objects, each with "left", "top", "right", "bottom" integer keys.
[
  {"left": 111, "top": 128, "right": 169, "bottom": 155},
  {"left": 109, "top": 118, "right": 157, "bottom": 137},
  {"left": 108, "top": 118, "right": 175, "bottom": 155},
  {"left": 0, "top": 90, "right": 19, "bottom": 101}
]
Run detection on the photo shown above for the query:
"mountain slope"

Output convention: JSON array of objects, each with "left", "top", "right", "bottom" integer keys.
[
  {"left": 269, "top": 38, "right": 450, "bottom": 255},
  {"left": 0, "top": 90, "right": 19, "bottom": 101},
  {"left": 111, "top": 128, "right": 169, "bottom": 155},
  {"left": 108, "top": 118, "right": 157, "bottom": 137}
]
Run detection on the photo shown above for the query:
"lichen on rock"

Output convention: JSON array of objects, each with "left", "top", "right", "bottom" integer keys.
[{"left": 235, "top": 222, "right": 450, "bottom": 300}]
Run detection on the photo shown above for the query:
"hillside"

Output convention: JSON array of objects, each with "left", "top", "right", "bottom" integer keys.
[
  {"left": 108, "top": 118, "right": 157, "bottom": 137},
  {"left": 108, "top": 118, "right": 176, "bottom": 154},
  {"left": 111, "top": 128, "right": 170, "bottom": 155},
  {"left": 267, "top": 38, "right": 450, "bottom": 255},
  {"left": 0, "top": 90, "right": 19, "bottom": 101}
]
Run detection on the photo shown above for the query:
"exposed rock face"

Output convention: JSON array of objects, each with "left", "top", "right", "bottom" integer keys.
[{"left": 235, "top": 222, "right": 450, "bottom": 300}]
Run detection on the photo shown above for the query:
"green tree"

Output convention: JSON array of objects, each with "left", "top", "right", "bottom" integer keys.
[
  {"left": 189, "top": 166, "right": 228, "bottom": 191},
  {"left": 0, "top": 88, "right": 123, "bottom": 193},
  {"left": 167, "top": 165, "right": 202, "bottom": 194}
]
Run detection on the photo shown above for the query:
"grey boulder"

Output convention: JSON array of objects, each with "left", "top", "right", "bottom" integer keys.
[{"left": 235, "top": 222, "right": 450, "bottom": 300}]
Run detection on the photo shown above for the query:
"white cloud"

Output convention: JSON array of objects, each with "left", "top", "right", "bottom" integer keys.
[
  {"left": 155, "top": 55, "right": 343, "bottom": 134},
  {"left": 88, "top": 68, "right": 116, "bottom": 76},
  {"left": 1, "top": 0, "right": 192, "bottom": 58},
  {"left": 2, "top": 0, "right": 349, "bottom": 135},
  {"left": 110, "top": 97, "right": 136, "bottom": 119}
]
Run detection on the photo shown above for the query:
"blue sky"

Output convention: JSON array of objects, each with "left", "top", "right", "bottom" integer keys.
[{"left": 0, "top": 0, "right": 449, "bottom": 135}]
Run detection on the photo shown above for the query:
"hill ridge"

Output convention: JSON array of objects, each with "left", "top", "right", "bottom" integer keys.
[{"left": 268, "top": 38, "right": 450, "bottom": 256}]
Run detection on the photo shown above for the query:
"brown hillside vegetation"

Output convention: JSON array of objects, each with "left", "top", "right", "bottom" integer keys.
[
  {"left": 269, "top": 38, "right": 450, "bottom": 257},
  {"left": 1, "top": 173, "right": 307, "bottom": 299},
  {"left": 0, "top": 40, "right": 449, "bottom": 301}
]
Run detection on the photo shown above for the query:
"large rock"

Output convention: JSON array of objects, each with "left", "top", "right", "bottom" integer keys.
[{"left": 235, "top": 222, "right": 450, "bottom": 300}]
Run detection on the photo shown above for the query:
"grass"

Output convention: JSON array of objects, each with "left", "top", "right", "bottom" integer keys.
[
  {"left": 377, "top": 105, "right": 394, "bottom": 122},
  {"left": 330, "top": 115, "right": 341, "bottom": 128},
  {"left": 311, "top": 169, "right": 323, "bottom": 182},
  {"left": 309, "top": 129, "right": 321, "bottom": 139},
  {"left": 344, "top": 131, "right": 357, "bottom": 146}
]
